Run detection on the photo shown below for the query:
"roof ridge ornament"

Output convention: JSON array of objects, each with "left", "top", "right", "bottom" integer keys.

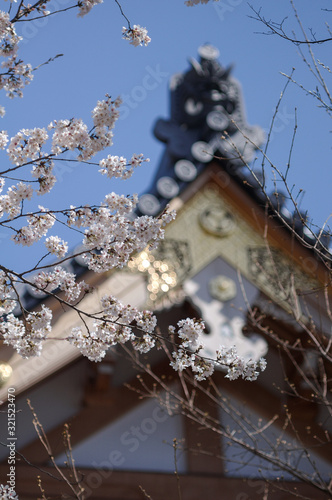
[
  {"left": 197, "top": 44, "right": 220, "bottom": 61},
  {"left": 139, "top": 45, "right": 265, "bottom": 216}
]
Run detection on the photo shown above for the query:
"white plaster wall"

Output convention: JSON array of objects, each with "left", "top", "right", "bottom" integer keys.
[{"left": 56, "top": 397, "right": 187, "bottom": 473}]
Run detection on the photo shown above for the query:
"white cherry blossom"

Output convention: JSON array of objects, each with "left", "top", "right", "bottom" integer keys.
[
  {"left": 77, "top": 0, "right": 103, "bottom": 18},
  {"left": 12, "top": 207, "right": 55, "bottom": 246},
  {"left": 33, "top": 266, "right": 90, "bottom": 302},
  {"left": 0, "top": 484, "right": 18, "bottom": 500},
  {"left": 122, "top": 25, "right": 151, "bottom": 47},
  {"left": 0, "top": 182, "right": 33, "bottom": 219},
  {"left": 0, "top": 131, "right": 8, "bottom": 149},
  {"left": 7, "top": 128, "right": 48, "bottom": 165},
  {"left": 45, "top": 236, "right": 68, "bottom": 258}
]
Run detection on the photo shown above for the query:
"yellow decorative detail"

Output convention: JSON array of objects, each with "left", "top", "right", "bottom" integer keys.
[
  {"left": 163, "top": 183, "right": 316, "bottom": 314},
  {"left": 0, "top": 362, "right": 12, "bottom": 387},
  {"left": 128, "top": 249, "right": 178, "bottom": 302}
]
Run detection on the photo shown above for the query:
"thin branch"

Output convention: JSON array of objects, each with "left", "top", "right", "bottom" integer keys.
[
  {"left": 249, "top": 4, "right": 332, "bottom": 44},
  {"left": 114, "top": 0, "right": 131, "bottom": 28}
]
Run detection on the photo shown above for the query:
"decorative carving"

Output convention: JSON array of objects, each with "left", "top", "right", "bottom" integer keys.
[
  {"left": 247, "top": 247, "right": 316, "bottom": 312},
  {"left": 209, "top": 275, "right": 237, "bottom": 302},
  {"left": 199, "top": 205, "right": 236, "bottom": 237}
]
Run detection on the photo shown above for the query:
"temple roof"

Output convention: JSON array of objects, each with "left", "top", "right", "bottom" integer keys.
[
  {"left": 13, "top": 45, "right": 331, "bottom": 313},
  {"left": 137, "top": 43, "right": 265, "bottom": 216},
  {"left": 136, "top": 44, "right": 330, "bottom": 254}
]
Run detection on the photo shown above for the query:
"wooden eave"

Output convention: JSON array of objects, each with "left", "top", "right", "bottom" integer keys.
[{"left": 2, "top": 465, "right": 330, "bottom": 499}]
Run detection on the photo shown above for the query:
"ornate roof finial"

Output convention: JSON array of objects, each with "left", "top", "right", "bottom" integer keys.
[{"left": 138, "top": 46, "right": 265, "bottom": 216}]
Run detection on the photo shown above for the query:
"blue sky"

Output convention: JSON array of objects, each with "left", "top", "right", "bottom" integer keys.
[{"left": 1, "top": 0, "right": 331, "bottom": 270}]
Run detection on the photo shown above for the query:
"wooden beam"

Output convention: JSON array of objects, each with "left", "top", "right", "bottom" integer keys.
[{"left": 3, "top": 465, "right": 330, "bottom": 500}]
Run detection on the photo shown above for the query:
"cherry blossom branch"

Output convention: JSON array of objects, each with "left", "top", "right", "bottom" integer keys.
[
  {"left": 126, "top": 352, "right": 331, "bottom": 495},
  {"left": 114, "top": 0, "right": 131, "bottom": 28},
  {"left": 12, "top": 4, "right": 79, "bottom": 23}
]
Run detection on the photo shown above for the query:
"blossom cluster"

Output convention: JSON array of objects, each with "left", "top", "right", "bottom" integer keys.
[
  {"left": 1, "top": 187, "right": 173, "bottom": 276},
  {"left": 92, "top": 96, "right": 122, "bottom": 129},
  {"left": 8, "top": 0, "right": 51, "bottom": 18},
  {"left": 0, "top": 97, "right": 122, "bottom": 223},
  {"left": 1, "top": 304, "right": 52, "bottom": 358},
  {"left": 0, "top": 270, "right": 15, "bottom": 316},
  {"left": 0, "top": 1, "right": 150, "bottom": 111},
  {"left": 67, "top": 305, "right": 266, "bottom": 381},
  {"left": 1, "top": 97, "right": 121, "bottom": 169},
  {"left": 31, "top": 159, "right": 56, "bottom": 195},
  {"left": 0, "top": 484, "right": 18, "bottom": 500},
  {"left": 45, "top": 235, "right": 68, "bottom": 258},
  {"left": 62, "top": 196, "right": 176, "bottom": 273},
  {"left": 122, "top": 25, "right": 151, "bottom": 47},
  {"left": 0, "top": 11, "right": 33, "bottom": 101},
  {"left": 169, "top": 318, "right": 267, "bottom": 381},
  {"left": 12, "top": 207, "right": 55, "bottom": 246},
  {"left": 0, "top": 0, "right": 263, "bottom": 387},
  {"left": 0, "top": 271, "right": 266, "bottom": 382},
  {"left": 0, "top": 131, "right": 8, "bottom": 149},
  {"left": 1, "top": 56, "right": 34, "bottom": 99},
  {"left": 217, "top": 346, "right": 267, "bottom": 381},
  {"left": 68, "top": 295, "right": 157, "bottom": 361},
  {"left": 169, "top": 319, "right": 215, "bottom": 381},
  {"left": 33, "top": 266, "right": 91, "bottom": 302},
  {"left": 77, "top": 0, "right": 103, "bottom": 18},
  {"left": 0, "top": 11, "right": 20, "bottom": 58},
  {"left": 7, "top": 128, "right": 48, "bottom": 165},
  {"left": 48, "top": 96, "right": 120, "bottom": 161},
  {"left": 0, "top": 181, "right": 33, "bottom": 219},
  {"left": 50, "top": 119, "right": 90, "bottom": 156},
  {"left": 99, "top": 153, "right": 149, "bottom": 180}
]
